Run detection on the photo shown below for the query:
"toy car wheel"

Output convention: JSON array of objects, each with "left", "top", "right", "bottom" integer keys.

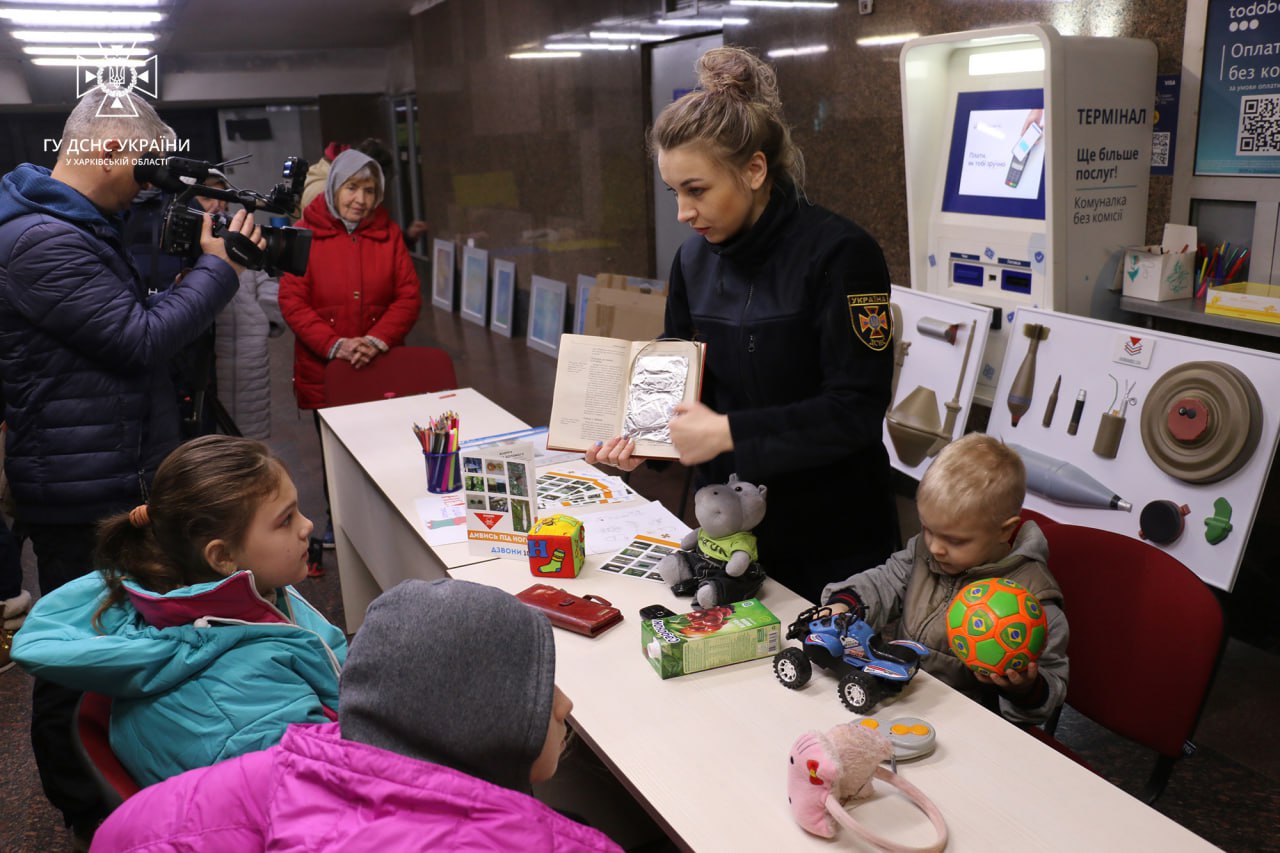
[
  {"left": 773, "top": 648, "right": 812, "bottom": 689},
  {"left": 837, "top": 670, "right": 879, "bottom": 713}
]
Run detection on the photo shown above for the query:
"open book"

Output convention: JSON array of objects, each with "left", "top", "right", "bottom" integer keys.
[{"left": 547, "top": 334, "right": 705, "bottom": 460}]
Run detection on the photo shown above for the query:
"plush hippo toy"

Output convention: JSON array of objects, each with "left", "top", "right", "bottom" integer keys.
[{"left": 657, "top": 474, "right": 767, "bottom": 608}]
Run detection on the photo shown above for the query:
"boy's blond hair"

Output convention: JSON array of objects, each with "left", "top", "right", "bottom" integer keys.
[{"left": 916, "top": 433, "right": 1025, "bottom": 527}]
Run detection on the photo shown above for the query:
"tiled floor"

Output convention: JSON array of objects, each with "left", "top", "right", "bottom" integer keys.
[{"left": 2, "top": 299, "right": 1279, "bottom": 851}]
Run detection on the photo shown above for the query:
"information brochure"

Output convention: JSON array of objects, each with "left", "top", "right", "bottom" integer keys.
[{"left": 463, "top": 441, "right": 537, "bottom": 557}]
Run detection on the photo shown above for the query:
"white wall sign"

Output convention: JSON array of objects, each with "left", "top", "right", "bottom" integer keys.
[
  {"left": 884, "top": 286, "right": 994, "bottom": 478},
  {"left": 989, "top": 307, "right": 1280, "bottom": 591}
]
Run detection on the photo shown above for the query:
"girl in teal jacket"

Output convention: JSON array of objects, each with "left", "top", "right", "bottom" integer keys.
[{"left": 13, "top": 435, "right": 346, "bottom": 787}]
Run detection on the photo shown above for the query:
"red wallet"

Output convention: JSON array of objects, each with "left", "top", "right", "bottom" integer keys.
[{"left": 516, "top": 584, "right": 624, "bottom": 638}]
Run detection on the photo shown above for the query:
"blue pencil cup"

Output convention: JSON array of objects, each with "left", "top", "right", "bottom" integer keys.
[{"left": 425, "top": 451, "right": 462, "bottom": 494}]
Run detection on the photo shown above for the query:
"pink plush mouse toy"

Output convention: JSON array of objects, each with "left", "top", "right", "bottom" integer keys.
[{"left": 787, "top": 722, "right": 948, "bottom": 852}]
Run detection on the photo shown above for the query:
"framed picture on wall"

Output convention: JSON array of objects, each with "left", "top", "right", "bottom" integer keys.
[
  {"left": 573, "top": 274, "right": 595, "bottom": 335},
  {"left": 432, "top": 239, "right": 455, "bottom": 311},
  {"left": 490, "top": 259, "right": 517, "bottom": 337},
  {"left": 460, "top": 246, "right": 489, "bottom": 327},
  {"left": 527, "top": 275, "right": 568, "bottom": 358}
]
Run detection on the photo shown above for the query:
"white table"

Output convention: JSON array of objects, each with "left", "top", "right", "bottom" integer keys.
[
  {"left": 453, "top": 559, "right": 1218, "bottom": 853},
  {"left": 318, "top": 388, "right": 528, "bottom": 631},
  {"left": 324, "top": 392, "right": 1218, "bottom": 852}
]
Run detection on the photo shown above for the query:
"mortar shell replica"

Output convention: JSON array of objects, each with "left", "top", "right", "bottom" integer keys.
[
  {"left": 1008, "top": 444, "right": 1132, "bottom": 512},
  {"left": 1007, "top": 323, "right": 1050, "bottom": 427}
]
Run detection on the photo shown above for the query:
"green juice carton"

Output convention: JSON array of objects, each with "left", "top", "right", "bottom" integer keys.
[{"left": 641, "top": 599, "right": 781, "bottom": 679}]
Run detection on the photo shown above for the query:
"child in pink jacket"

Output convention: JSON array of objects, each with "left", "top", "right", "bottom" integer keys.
[{"left": 90, "top": 579, "right": 620, "bottom": 852}]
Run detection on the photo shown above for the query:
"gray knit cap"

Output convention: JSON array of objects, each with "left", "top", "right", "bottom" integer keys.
[
  {"left": 324, "top": 148, "right": 384, "bottom": 229},
  {"left": 339, "top": 578, "right": 556, "bottom": 792}
]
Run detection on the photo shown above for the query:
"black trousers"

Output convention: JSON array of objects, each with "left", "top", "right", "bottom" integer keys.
[
  {"left": 25, "top": 522, "right": 109, "bottom": 830},
  {"left": 0, "top": 515, "right": 22, "bottom": 600}
]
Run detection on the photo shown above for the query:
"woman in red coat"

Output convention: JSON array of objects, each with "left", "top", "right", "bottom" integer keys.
[
  {"left": 280, "top": 149, "right": 422, "bottom": 408},
  {"left": 279, "top": 149, "right": 422, "bottom": 552}
]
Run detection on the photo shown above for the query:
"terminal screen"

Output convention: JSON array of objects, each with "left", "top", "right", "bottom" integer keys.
[{"left": 941, "top": 88, "right": 1046, "bottom": 220}]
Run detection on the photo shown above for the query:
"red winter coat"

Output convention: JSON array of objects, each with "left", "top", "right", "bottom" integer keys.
[{"left": 279, "top": 197, "right": 422, "bottom": 409}]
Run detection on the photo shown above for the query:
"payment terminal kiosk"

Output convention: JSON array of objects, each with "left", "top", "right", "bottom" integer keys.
[{"left": 900, "top": 25, "right": 1156, "bottom": 401}]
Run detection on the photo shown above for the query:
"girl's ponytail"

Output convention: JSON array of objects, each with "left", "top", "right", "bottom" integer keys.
[{"left": 92, "top": 509, "right": 187, "bottom": 631}]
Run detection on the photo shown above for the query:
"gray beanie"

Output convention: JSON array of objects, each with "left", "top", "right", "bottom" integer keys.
[
  {"left": 339, "top": 578, "right": 556, "bottom": 792},
  {"left": 324, "top": 148, "right": 384, "bottom": 229}
]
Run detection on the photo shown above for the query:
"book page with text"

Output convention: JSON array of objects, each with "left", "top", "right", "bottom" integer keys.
[{"left": 547, "top": 335, "right": 630, "bottom": 451}]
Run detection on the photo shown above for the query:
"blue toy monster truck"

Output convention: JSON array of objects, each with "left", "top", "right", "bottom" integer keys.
[{"left": 772, "top": 604, "right": 929, "bottom": 713}]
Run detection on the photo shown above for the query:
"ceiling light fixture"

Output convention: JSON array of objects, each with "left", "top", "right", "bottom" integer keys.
[
  {"left": 855, "top": 32, "right": 920, "bottom": 47},
  {"left": 729, "top": 1, "right": 838, "bottom": 9},
  {"left": 588, "top": 31, "right": 669, "bottom": 41},
  {"left": 545, "top": 42, "right": 632, "bottom": 51},
  {"left": 767, "top": 44, "right": 829, "bottom": 57},
  {"left": 0, "top": 9, "right": 163, "bottom": 26},
  {"left": 16, "top": 0, "right": 161, "bottom": 5},
  {"left": 509, "top": 50, "right": 582, "bottom": 59},
  {"left": 22, "top": 45, "right": 150, "bottom": 55},
  {"left": 30, "top": 56, "right": 147, "bottom": 66},
  {"left": 11, "top": 30, "right": 157, "bottom": 42},
  {"left": 656, "top": 17, "right": 750, "bottom": 27}
]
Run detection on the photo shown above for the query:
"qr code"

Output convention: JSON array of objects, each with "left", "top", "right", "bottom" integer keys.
[
  {"left": 1237, "top": 95, "right": 1280, "bottom": 155},
  {"left": 1151, "top": 132, "right": 1170, "bottom": 167}
]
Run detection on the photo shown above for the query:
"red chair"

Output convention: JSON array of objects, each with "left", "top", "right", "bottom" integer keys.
[
  {"left": 1021, "top": 509, "right": 1225, "bottom": 803},
  {"left": 74, "top": 692, "right": 141, "bottom": 809},
  {"left": 322, "top": 346, "right": 458, "bottom": 407}
]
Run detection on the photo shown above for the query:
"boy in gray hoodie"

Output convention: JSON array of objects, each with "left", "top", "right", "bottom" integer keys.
[{"left": 821, "top": 433, "right": 1068, "bottom": 724}]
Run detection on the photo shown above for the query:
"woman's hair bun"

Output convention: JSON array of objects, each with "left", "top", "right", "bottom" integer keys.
[
  {"left": 651, "top": 44, "right": 804, "bottom": 195},
  {"left": 696, "top": 46, "right": 781, "bottom": 111}
]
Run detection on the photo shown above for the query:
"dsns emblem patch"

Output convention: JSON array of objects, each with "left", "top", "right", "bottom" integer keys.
[{"left": 848, "top": 293, "right": 892, "bottom": 351}]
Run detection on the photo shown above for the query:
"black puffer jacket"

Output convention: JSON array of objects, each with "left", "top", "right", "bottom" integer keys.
[
  {"left": 0, "top": 164, "right": 238, "bottom": 524},
  {"left": 665, "top": 187, "right": 897, "bottom": 601}
]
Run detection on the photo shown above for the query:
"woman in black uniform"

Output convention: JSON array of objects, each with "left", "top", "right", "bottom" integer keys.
[{"left": 588, "top": 46, "right": 896, "bottom": 604}]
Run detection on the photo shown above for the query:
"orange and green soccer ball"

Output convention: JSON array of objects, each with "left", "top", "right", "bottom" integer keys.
[{"left": 945, "top": 579, "right": 1047, "bottom": 676}]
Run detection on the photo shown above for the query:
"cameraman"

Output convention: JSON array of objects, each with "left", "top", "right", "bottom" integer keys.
[
  {"left": 0, "top": 87, "right": 263, "bottom": 844},
  {"left": 124, "top": 182, "right": 219, "bottom": 437}
]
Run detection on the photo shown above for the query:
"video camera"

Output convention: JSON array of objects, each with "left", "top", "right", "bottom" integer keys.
[{"left": 133, "top": 156, "right": 312, "bottom": 277}]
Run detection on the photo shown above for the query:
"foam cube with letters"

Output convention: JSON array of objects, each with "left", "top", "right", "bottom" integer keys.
[{"left": 527, "top": 514, "right": 585, "bottom": 578}]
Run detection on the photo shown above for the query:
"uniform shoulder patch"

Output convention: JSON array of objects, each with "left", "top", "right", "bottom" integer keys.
[{"left": 848, "top": 292, "right": 892, "bottom": 351}]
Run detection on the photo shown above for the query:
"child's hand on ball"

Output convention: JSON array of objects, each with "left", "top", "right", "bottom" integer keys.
[{"left": 974, "top": 661, "right": 1040, "bottom": 695}]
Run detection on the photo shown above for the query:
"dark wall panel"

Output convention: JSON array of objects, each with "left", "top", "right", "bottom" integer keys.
[
  {"left": 411, "top": 0, "right": 1188, "bottom": 289},
  {"left": 318, "top": 93, "right": 387, "bottom": 152}
]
